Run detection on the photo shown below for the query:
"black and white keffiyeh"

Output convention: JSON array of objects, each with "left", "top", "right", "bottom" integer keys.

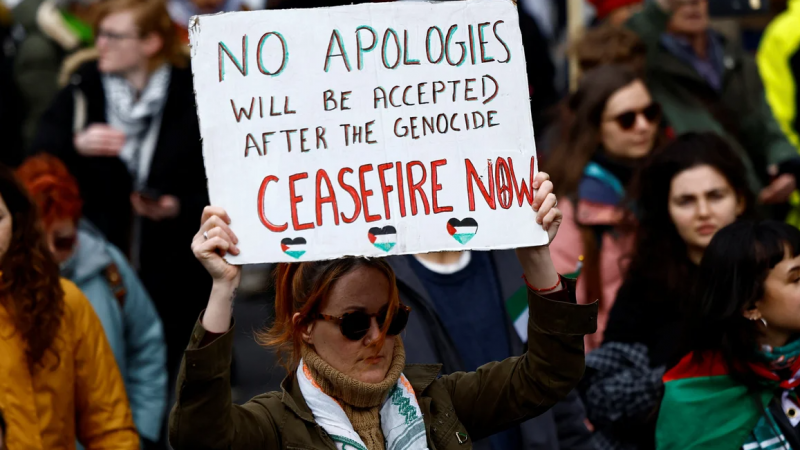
[{"left": 102, "top": 64, "right": 171, "bottom": 188}]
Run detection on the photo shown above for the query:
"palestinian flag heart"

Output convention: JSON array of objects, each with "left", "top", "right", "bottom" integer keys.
[
  {"left": 368, "top": 226, "right": 397, "bottom": 252},
  {"left": 280, "top": 238, "right": 307, "bottom": 259},
  {"left": 447, "top": 218, "right": 478, "bottom": 244}
]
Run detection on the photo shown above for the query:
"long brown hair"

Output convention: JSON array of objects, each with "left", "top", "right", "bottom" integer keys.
[
  {"left": 0, "top": 165, "right": 64, "bottom": 368},
  {"left": 258, "top": 258, "right": 400, "bottom": 371},
  {"left": 546, "top": 64, "right": 651, "bottom": 197}
]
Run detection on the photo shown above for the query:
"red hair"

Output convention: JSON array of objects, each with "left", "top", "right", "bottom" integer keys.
[
  {"left": 16, "top": 155, "right": 83, "bottom": 229},
  {"left": 94, "top": 0, "right": 188, "bottom": 69},
  {"left": 257, "top": 258, "right": 400, "bottom": 371}
]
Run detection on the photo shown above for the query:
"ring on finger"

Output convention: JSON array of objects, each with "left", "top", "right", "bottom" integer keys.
[{"left": 203, "top": 231, "right": 209, "bottom": 241}]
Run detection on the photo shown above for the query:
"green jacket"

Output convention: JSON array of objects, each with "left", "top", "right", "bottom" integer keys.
[
  {"left": 169, "top": 280, "right": 597, "bottom": 450},
  {"left": 627, "top": 2, "right": 798, "bottom": 194}
]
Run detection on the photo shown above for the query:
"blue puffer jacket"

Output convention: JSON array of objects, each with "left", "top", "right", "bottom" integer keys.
[{"left": 62, "top": 221, "right": 167, "bottom": 443}]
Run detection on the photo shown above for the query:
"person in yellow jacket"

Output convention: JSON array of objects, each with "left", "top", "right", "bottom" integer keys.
[
  {"left": 0, "top": 163, "right": 139, "bottom": 450},
  {"left": 758, "top": 0, "right": 800, "bottom": 227}
]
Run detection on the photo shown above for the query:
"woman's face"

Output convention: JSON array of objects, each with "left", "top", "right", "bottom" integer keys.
[
  {"left": 600, "top": 80, "right": 658, "bottom": 160},
  {"left": 302, "top": 266, "right": 396, "bottom": 384},
  {"left": 753, "top": 250, "right": 800, "bottom": 344},
  {"left": 669, "top": 165, "right": 744, "bottom": 262},
  {"left": 0, "top": 194, "right": 11, "bottom": 264}
]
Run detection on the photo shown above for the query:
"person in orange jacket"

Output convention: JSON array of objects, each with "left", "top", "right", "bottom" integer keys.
[{"left": 0, "top": 164, "right": 138, "bottom": 450}]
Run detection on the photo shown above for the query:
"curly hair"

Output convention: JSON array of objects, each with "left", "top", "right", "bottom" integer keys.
[
  {"left": 0, "top": 164, "right": 64, "bottom": 368},
  {"left": 257, "top": 258, "right": 400, "bottom": 371},
  {"left": 627, "top": 132, "right": 757, "bottom": 302},
  {"left": 16, "top": 155, "right": 83, "bottom": 229}
]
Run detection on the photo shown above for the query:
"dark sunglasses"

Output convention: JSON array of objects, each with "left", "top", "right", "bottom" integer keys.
[
  {"left": 53, "top": 235, "right": 77, "bottom": 252},
  {"left": 611, "top": 103, "right": 662, "bottom": 130},
  {"left": 312, "top": 304, "right": 411, "bottom": 341}
]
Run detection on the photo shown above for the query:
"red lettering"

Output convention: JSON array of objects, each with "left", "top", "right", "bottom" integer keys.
[
  {"left": 338, "top": 168, "right": 362, "bottom": 223},
  {"left": 257, "top": 175, "right": 288, "bottom": 232},
  {"left": 396, "top": 162, "right": 407, "bottom": 217},
  {"left": 496, "top": 157, "right": 513, "bottom": 209},
  {"left": 406, "top": 161, "right": 430, "bottom": 216},
  {"left": 466, "top": 159, "right": 496, "bottom": 210},
  {"left": 359, "top": 164, "right": 381, "bottom": 223},
  {"left": 430, "top": 159, "right": 453, "bottom": 214},
  {"left": 509, "top": 156, "right": 535, "bottom": 206},
  {"left": 315, "top": 169, "right": 340, "bottom": 226},
  {"left": 289, "top": 173, "right": 314, "bottom": 231},
  {"left": 377, "top": 163, "right": 395, "bottom": 220}
]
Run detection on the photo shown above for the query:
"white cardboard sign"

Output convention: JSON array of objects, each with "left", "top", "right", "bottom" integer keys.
[{"left": 189, "top": 0, "right": 546, "bottom": 264}]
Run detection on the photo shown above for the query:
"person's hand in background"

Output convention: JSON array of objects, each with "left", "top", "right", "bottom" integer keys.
[
  {"left": 131, "top": 193, "right": 180, "bottom": 221},
  {"left": 73, "top": 124, "right": 126, "bottom": 157}
]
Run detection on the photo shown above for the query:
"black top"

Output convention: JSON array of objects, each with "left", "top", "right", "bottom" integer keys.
[{"left": 603, "top": 264, "right": 698, "bottom": 368}]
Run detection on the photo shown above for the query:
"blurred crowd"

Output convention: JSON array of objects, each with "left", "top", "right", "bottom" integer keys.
[{"left": 2, "top": 0, "right": 800, "bottom": 449}]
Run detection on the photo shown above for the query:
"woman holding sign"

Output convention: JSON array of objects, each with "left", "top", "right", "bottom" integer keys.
[{"left": 169, "top": 173, "right": 597, "bottom": 450}]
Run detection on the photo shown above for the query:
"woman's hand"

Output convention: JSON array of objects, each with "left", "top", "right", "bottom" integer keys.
[
  {"left": 192, "top": 206, "right": 242, "bottom": 288},
  {"left": 531, "top": 172, "right": 561, "bottom": 244},
  {"left": 515, "top": 172, "right": 562, "bottom": 292}
]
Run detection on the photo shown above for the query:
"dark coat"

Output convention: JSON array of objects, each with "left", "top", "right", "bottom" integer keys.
[
  {"left": 32, "top": 57, "right": 211, "bottom": 374},
  {"left": 169, "top": 281, "right": 597, "bottom": 449},
  {"left": 627, "top": 2, "right": 798, "bottom": 196},
  {"left": 388, "top": 251, "right": 596, "bottom": 450}
]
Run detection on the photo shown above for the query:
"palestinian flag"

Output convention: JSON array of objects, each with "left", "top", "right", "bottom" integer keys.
[
  {"left": 281, "top": 238, "right": 307, "bottom": 259},
  {"left": 447, "top": 218, "right": 478, "bottom": 245},
  {"left": 506, "top": 287, "right": 529, "bottom": 343},
  {"left": 368, "top": 226, "right": 397, "bottom": 252},
  {"left": 656, "top": 352, "right": 774, "bottom": 450}
]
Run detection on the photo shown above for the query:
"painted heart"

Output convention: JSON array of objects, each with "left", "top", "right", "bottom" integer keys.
[
  {"left": 280, "top": 237, "right": 307, "bottom": 259},
  {"left": 447, "top": 218, "right": 478, "bottom": 244},
  {"left": 368, "top": 226, "right": 397, "bottom": 252}
]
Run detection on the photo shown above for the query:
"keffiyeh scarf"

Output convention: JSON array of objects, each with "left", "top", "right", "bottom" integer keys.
[
  {"left": 102, "top": 64, "right": 170, "bottom": 189},
  {"left": 297, "top": 360, "right": 429, "bottom": 450}
]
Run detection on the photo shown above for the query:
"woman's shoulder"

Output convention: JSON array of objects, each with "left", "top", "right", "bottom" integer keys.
[{"left": 60, "top": 278, "right": 100, "bottom": 324}]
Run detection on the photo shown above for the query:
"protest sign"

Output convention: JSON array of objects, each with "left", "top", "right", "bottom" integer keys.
[{"left": 189, "top": 0, "right": 547, "bottom": 264}]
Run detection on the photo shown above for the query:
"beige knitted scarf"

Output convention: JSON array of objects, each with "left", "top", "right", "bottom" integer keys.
[{"left": 302, "top": 339, "right": 406, "bottom": 450}]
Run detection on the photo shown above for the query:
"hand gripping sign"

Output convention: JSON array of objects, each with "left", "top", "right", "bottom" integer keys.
[{"left": 189, "top": 0, "right": 547, "bottom": 264}]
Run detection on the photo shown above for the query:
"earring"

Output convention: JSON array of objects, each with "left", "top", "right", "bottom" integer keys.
[{"left": 761, "top": 318, "right": 768, "bottom": 327}]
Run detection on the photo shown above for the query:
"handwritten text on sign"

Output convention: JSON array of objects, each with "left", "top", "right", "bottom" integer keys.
[{"left": 189, "top": 0, "right": 546, "bottom": 263}]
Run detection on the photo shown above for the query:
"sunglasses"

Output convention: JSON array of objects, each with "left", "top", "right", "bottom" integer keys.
[
  {"left": 610, "top": 103, "right": 662, "bottom": 130},
  {"left": 312, "top": 304, "right": 411, "bottom": 341}
]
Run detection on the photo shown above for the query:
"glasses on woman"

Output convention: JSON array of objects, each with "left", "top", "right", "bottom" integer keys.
[
  {"left": 96, "top": 29, "right": 141, "bottom": 43},
  {"left": 609, "top": 103, "right": 662, "bottom": 130},
  {"left": 312, "top": 304, "right": 411, "bottom": 341}
]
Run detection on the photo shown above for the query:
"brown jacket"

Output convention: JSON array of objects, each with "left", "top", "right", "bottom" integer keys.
[{"left": 169, "top": 280, "right": 597, "bottom": 450}]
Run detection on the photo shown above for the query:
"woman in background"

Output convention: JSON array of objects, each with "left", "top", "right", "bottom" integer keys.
[
  {"left": 658, "top": 220, "right": 800, "bottom": 449},
  {"left": 581, "top": 132, "right": 755, "bottom": 450},
  {"left": 16, "top": 154, "right": 167, "bottom": 448},
  {"left": 547, "top": 64, "right": 664, "bottom": 350},
  {"left": 0, "top": 164, "right": 138, "bottom": 449}
]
